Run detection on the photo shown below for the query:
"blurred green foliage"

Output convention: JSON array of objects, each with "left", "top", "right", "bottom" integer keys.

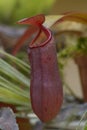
[{"left": 0, "top": 0, "right": 55, "bottom": 24}]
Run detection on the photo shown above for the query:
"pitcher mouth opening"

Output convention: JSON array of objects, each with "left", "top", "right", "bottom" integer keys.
[
  {"left": 12, "top": 14, "right": 52, "bottom": 55},
  {"left": 29, "top": 25, "right": 52, "bottom": 48},
  {"left": 17, "top": 14, "right": 52, "bottom": 48}
]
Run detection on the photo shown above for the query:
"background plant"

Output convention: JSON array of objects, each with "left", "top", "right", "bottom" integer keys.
[
  {"left": 1, "top": 12, "right": 87, "bottom": 128},
  {"left": 0, "top": 0, "right": 55, "bottom": 24}
]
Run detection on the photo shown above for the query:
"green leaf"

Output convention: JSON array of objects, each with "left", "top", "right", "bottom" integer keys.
[
  {"left": 0, "top": 76, "right": 29, "bottom": 98},
  {"left": 0, "top": 86, "right": 29, "bottom": 106},
  {"left": 0, "top": 50, "right": 30, "bottom": 72},
  {"left": 0, "top": 59, "right": 30, "bottom": 88},
  {"left": 0, "top": 51, "right": 31, "bottom": 111},
  {"left": 84, "top": 125, "right": 87, "bottom": 130}
]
